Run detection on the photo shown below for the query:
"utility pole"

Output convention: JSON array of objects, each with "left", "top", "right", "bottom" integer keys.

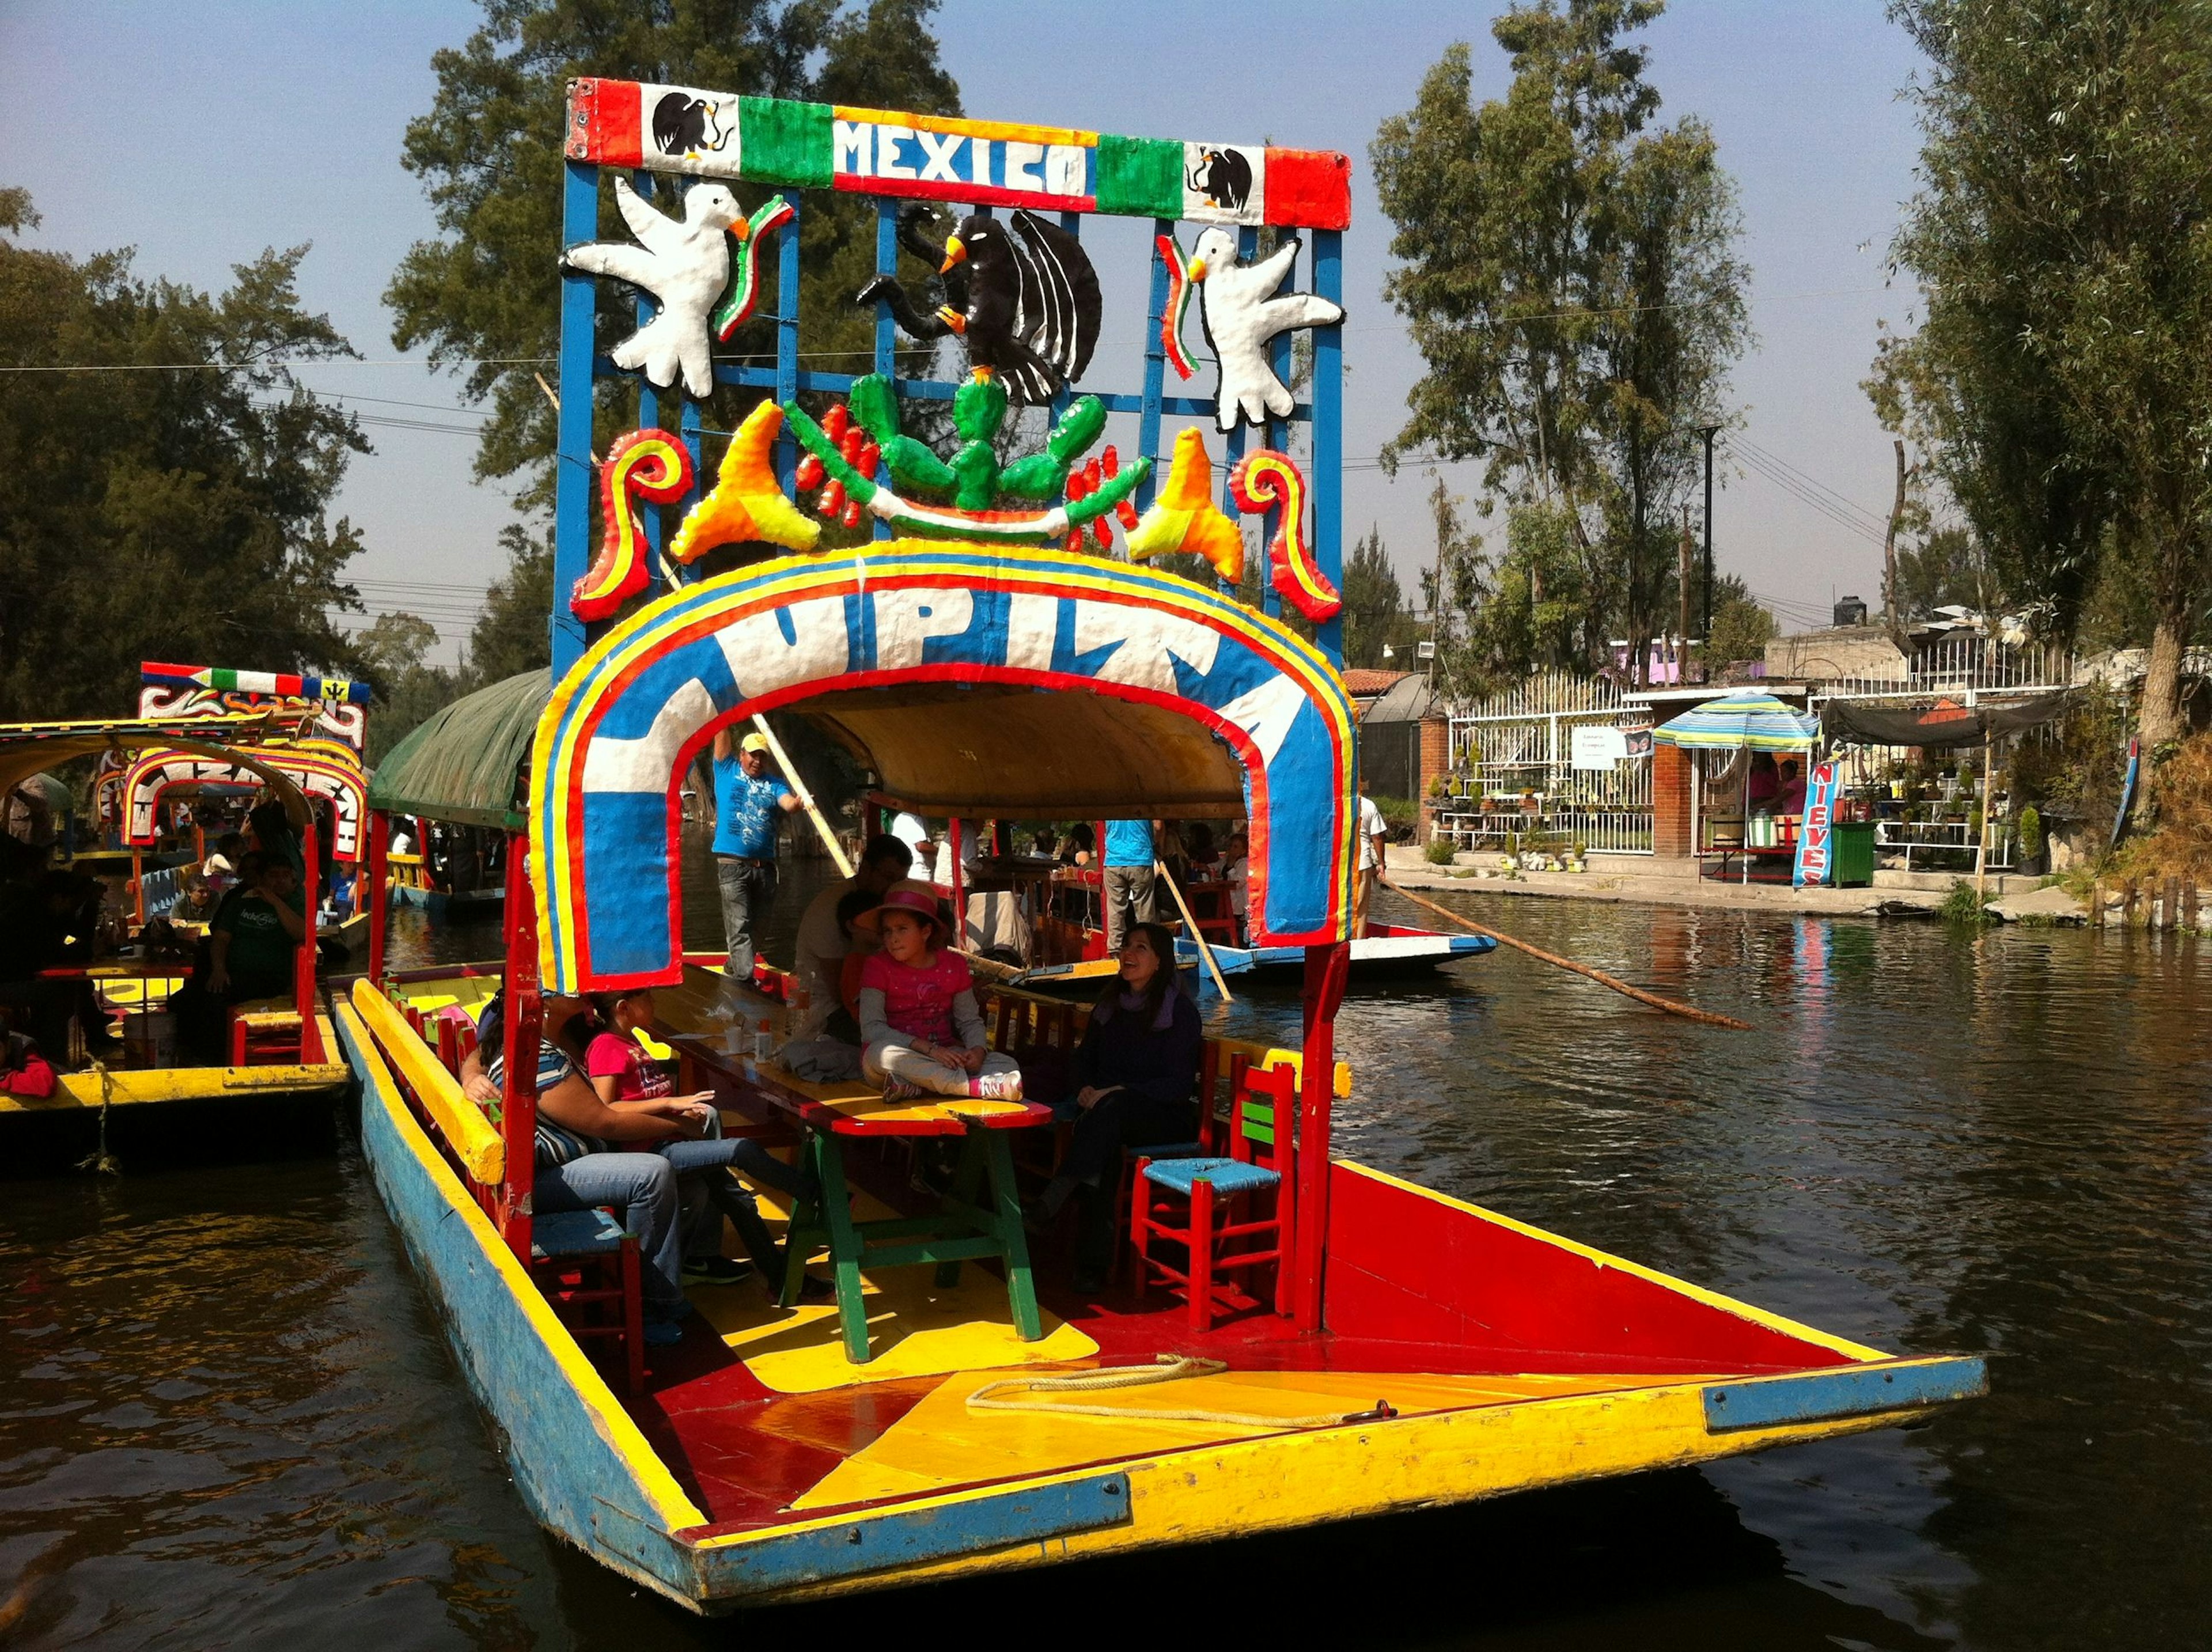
[{"left": 1695, "top": 425, "right": 1721, "bottom": 640}]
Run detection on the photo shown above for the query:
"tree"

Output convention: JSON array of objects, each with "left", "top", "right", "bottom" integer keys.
[
  {"left": 1872, "top": 0, "right": 2212, "bottom": 761},
  {"left": 1702, "top": 573, "right": 1778, "bottom": 672},
  {"left": 1463, "top": 500, "right": 1588, "bottom": 683},
  {"left": 387, "top": 0, "right": 964, "bottom": 514},
  {"left": 1369, "top": 2, "right": 1749, "bottom": 680},
  {"left": 356, "top": 612, "right": 461, "bottom": 766},
  {"left": 467, "top": 524, "right": 556, "bottom": 685},
  {"left": 1419, "top": 477, "right": 1491, "bottom": 698},
  {"left": 1889, "top": 524, "right": 1990, "bottom": 622},
  {"left": 0, "top": 191, "right": 366, "bottom": 720},
  {"left": 1339, "top": 526, "right": 1422, "bottom": 669}
]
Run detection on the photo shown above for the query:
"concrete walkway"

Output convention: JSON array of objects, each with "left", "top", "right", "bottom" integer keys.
[{"left": 1383, "top": 846, "right": 2069, "bottom": 919}]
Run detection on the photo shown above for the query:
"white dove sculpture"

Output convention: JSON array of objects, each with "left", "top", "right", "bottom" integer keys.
[
  {"left": 1188, "top": 227, "right": 1345, "bottom": 434},
  {"left": 560, "top": 178, "right": 741, "bottom": 399}
]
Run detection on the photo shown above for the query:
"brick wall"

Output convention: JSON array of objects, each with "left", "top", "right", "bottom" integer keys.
[
  {"left": 1654, "top": 741, "right": 1694, "bottom": 858},
  {"left": 1419, "top": 714, "right": 1449, "bottom": 799}
]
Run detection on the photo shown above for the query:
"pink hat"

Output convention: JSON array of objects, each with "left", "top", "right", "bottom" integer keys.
[{"left": 852, "top": 885, "right": 948, "bottom": 944}]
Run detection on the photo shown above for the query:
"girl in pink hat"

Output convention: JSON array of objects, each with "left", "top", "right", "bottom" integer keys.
[{"left": 852, "top": 887, "right": 1023, "bottom": 1100}]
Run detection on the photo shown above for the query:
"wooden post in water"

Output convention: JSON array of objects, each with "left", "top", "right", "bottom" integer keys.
[
  {"left": 2185, "top": 881, "right": 2199, "bottom": 932},
  {"left": 2123, "top": 879, "right": 2138, "bottom": 928}
]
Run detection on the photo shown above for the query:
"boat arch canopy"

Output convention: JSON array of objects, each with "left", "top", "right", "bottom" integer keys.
[
  {"left": 0, "top": 714, "right": 313, "bottom": 825},
  {"left": 121, "top": 744, "right": 368, "bottom": 861},
  {"left": 532, "top": 543, "right": 1358, "bottom": 992}
]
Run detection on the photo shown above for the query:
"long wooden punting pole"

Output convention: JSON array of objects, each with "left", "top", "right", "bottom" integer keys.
[
  {"left": 749, "top": 713, "right": 853, "bottom": 878},
  {"left": 1381, "top": 874, "right": 1753, "bottom": 1031},
  {"left": 1155, "top": 859, "right": 1233, "bottom": 1002},
  {"left": 499, "top": 836, "right": 539, "bottom": 1260}
]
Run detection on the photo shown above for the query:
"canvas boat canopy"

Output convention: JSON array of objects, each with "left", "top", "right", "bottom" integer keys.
[{"left": 369, "top": 670, "right": 551, "bottom": 830}]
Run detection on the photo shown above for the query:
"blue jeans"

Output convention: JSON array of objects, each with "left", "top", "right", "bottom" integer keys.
[
  {"left": 535, "top": 1151, "right": 687, "bottom": 1319},
  {"left": 657, "top": 1135, "right": 806, "bottom": 1278},
  {"left": 714, "top": 855, "right": 778, "bottom": 980}
]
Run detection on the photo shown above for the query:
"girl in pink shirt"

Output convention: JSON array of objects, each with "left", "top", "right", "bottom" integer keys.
[{"left": 853, "top": 888, "right": 1022, "bottom": 1100}]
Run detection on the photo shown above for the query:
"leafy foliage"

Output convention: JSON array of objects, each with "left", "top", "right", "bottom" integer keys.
[
  {"left": 387, "top": 0, "right": 964, "bottom": 511},
  {"left": 1872, "top": 0, "right": 2212, "bottom": 749},
  {"left": 0, "top": 193, "right": 366, "bottom": 720},
  {"left": 1338, "top": 526, "right": 1424, "bottom": 669},
  {"left": 357, "top": 612, "right": 463, "bottom": 767},
  {"left": 1702, "top": 572, "right": 1778, "bottom": 671},
  {"left": 1370, "top": 2, "right": 1749, "bottom": 676},
  {"left": 1888, "top": 524, "right": 1991, "bottom": 622},
  {"left": 466, "top": 522, "right": 556, "bottom": 686}
]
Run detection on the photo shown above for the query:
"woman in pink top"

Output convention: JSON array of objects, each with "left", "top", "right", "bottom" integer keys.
[{"left": 853, "top": 888, "right": 1022, "bottom": 1100}]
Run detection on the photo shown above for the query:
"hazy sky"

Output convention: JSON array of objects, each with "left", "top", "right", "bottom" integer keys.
[{"left": 2, "top": 1, "right": 1928, "bottom": 662}]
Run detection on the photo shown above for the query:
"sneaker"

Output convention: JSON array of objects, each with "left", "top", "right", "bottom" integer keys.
[
  {"left": 969, "top": 1069, "right": 1025, "bottom": 1100},
  {"left": 643, "top": 1316, "right": 687, "bottom": 1347},
  {"left": 881, "top": 1077, "right": 926, "bottom": 1101},
  {"left": 683, "top": 1255, "right": 751, "bottom": 1287}
]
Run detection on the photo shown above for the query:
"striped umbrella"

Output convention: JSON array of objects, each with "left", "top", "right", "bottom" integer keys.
[{"left": 1651, "top": 692, "right": 1817, "bottom": 751}]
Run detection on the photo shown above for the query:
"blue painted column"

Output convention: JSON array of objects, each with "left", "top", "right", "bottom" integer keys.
[
  {"left": 775, "top": 192, "right": 802, "bottom": 491},
  {"left": 872, "top": 196, "right": 896, "bottom": 541},
  {"left": 1135, "top": 219, "right": 1173, "bottom": 514},
  {"left": 676, "top": 399, "right": 703, "bottom": 583},
  {"left": 1311, "top": 229, "right": 1344, "bottom": 668},
  {"left": 1260, "top": 229, "right": 1292, "bottom": 623},
  {"left": 551, "top": 161, "right": 600, "bottom": 680}
]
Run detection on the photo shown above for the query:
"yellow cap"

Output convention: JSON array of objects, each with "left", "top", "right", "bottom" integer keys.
[{"left": 739, "top": 732, "right": 771, "bottom": 755}]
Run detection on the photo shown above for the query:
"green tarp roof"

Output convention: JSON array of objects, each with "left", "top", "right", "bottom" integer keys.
[{"left": 368, "top": 670, "right": 550, "bottom": 830}]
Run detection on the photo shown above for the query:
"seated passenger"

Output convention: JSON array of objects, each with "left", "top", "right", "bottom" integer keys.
[
  {"left": 463, "top": 991, "right": 718, "bottom": 1343},
  {"left": 1028, "top": 923, "right": 1204, "bottom": 1290},
  {"left": 853, "top": 888, "right": 1022, "bottom": 1101},
  {"left": 206, "top": 852, "right": 305, "bottom": 1004},
  {"left": 1056, "top": 822, "right": 1095, "bottom": 868},
  {"left": 0, "top": 1024, "right": 57, "bottom": 1100},
  {"left": 581, "top": 988, "right": 819, "bottom": 1294},
  {"left": 202, "top": 832, "right": 246, "bottom": 897},
  {"left": 172, "top": 867, "right": 217, "bottom": 923}
]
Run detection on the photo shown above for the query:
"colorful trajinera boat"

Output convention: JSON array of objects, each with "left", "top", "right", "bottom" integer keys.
[
  {"left": 0, "top": 711, "right": 348, "bottom": 1119},
  {"left": 336, "top": 82, "right": 1984, "bottom": 1613}
]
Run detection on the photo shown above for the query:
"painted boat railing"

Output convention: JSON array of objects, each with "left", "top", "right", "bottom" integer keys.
[{"left": 346, "top": 977, "right": 525, "bottom": 1254}]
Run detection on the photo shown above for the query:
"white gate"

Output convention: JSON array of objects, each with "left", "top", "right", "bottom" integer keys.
[{"left": 1438, "top": 673, "right": 1653, "bottom": 853}]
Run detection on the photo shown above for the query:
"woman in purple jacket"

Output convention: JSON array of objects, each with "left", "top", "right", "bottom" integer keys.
[{"left": 1032, "top": 922, "right": 1204, "bottom": 1289}]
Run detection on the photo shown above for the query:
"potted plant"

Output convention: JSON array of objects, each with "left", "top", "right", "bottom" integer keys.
[{"left": 2017, "top": 804, "right": 2045, "bottom": 875}]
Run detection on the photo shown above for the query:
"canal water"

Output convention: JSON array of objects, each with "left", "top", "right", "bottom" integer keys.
[{"left": 3, "top": 863, "right": 2207, "bottom": 1647}]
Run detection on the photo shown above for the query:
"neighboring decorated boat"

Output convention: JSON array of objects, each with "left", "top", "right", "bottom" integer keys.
[
  {"left": 0, "top": 712, "right": 346, "bottom": 1123},
  {"left": 334, "top": 82, "right": 1985, "bottom": 1615}
]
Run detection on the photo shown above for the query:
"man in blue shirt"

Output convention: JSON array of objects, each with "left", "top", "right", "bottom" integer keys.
[
  {"left": 1101, "top": 816, "right": 1161, "bottom": 954},
  {"left": 711, "top": 728, "right": 803, "bottom": 979}
]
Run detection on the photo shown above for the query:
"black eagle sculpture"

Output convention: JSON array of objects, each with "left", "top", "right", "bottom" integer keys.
[{"left": 857, "top": 207, "right": 1101, "bottom": 405}]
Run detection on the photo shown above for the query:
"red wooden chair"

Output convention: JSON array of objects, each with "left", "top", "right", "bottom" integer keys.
[
  {"left": 1130, "top": 1059, "right": 1297, "bottom": 1331},
  {"left": 529, "top": 1208, "right": 646, "bottom": 1395}
]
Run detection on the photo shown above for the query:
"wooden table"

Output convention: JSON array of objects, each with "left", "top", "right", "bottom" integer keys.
[{"left": 668, "top": 1009, "right": 1053, "bottom": 1365}]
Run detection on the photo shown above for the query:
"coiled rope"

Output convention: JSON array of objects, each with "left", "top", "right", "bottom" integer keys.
[{"left": 967, "top": 1355, "right": 1395, "bottom": 1430}]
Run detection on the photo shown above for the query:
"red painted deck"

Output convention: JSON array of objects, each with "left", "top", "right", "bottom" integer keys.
[{"left": 618, "top": 1132, "right": 1858, "bottom": 1539}]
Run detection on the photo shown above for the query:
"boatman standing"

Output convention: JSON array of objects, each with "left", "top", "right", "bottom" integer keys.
[
  {"left": 1101, "top": 816, "right": 1160, "bottom": 954},
  {"left": 711, "top": 728, "right": 804, "bottom": 980},
  {"left": 1354, "top": 775, "right": 1388, "bottom": 937}
]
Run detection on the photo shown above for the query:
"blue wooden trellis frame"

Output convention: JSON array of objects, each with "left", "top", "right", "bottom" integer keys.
[{"left": 551, "top": 167, "right": 1346, "bottom": 677}]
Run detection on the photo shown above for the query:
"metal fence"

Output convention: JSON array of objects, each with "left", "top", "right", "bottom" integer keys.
[
  {"left": 1438, "top": 673, "right": 1654, "bottom": 853},
  {"left": 1810, "top": 635, "right": 2074, "bottom": 706}
]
